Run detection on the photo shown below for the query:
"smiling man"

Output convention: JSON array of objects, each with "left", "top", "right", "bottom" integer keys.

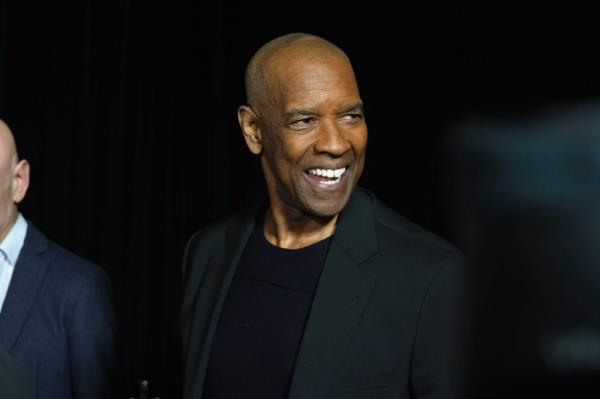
[{"left": 181, "top": 33, "right": 466, "bottom": 399}]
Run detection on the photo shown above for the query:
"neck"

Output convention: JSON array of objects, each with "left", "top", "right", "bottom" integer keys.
[{"left": 263, "top": 204, "right": 338, "bottom": 250}]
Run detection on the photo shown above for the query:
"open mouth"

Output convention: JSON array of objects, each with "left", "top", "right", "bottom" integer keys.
[{"left": 304, "top": 166, "right": 348, "bottom": 186}]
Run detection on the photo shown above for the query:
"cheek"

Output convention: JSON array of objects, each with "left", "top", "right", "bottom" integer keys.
[
  {"left": 351, "top": 128, "right": 368, "bottom": 156},
  {"left": 0, "top": 177, "right": 11, "bottom": 200},
  {"left": 0, "top": 190, "right": 11, "bottom": 210},
  {"left": 278, "top": 136, "right": 310, "bottom": 169},
  {"left": 263, "top": 135, "right": 300, "bottom": 185}
]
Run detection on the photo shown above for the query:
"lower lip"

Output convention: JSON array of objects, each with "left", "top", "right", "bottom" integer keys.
[{"left": 303, "top": 169, "right": 349, "bottom": 189}]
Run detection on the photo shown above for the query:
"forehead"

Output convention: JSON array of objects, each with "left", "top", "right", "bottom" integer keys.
[{"left": 271, "top": 56, "right": 361, "bottom": 111}]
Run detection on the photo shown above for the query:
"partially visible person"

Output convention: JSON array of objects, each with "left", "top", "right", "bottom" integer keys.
[
  {"left": 0, "top": 118, "right": 119, "bottom": 399},
  {"left": 0, "top": 349, "right": 33, "bottom": 399}
]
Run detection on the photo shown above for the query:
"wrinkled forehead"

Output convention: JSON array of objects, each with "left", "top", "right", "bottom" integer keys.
[
  {"left": 289, "top": 56, "right": 355, "bottom": 83},
  {"left": 266, "top": 55, "right": 360, "bottom": 106}
]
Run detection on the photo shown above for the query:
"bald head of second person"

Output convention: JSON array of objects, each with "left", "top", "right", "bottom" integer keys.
[{"left": 0, "top": 120, "right": 30, "bottom": 243}]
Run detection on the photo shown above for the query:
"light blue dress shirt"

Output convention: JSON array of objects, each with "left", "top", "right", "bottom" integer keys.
[{"left": 0, "top": 213, "right": 28, "bottom": 313}]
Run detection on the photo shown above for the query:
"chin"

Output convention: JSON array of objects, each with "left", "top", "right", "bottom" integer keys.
[{"left": 303, "top": 196, "right": 351, "bottom": 220}]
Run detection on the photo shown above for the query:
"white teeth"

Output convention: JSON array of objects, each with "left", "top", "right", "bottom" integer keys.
[
  {"left": 321, "top": 176, "right": 341, "bottom": 185},
  {"left": 307, "top": 167, "right": 347, "bottom": 180}
]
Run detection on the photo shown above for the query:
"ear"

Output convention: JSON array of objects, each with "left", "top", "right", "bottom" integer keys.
[
  {"left": 12, "top": 159, "right": 30, "bottom": 204},
  {"left": 238, "top": 105, "right": 263, "bottom": 155}
]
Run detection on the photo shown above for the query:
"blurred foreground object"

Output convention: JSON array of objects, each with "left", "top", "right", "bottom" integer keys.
[{"left": 444, "top": 100, "right": 600, "bottom": 398}]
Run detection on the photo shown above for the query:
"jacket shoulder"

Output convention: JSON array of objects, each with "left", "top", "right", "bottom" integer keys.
[
  {"left": 351, "top": 189, "right": 464, "bottom": 283},
  {"left": 371, "top": 194, "right": 462, "bottom": 261},
  {"left": 185, "top": 219, "right": 230, "bottom": 259},
  {"left": 25, "top": 224, "right": 109, "bottom": 284},
  {"left": 47, "top": 242, "right": 106, "bottom": 279},
  {"left": 182, "top": 206, "right": 258, "bottom": 280}
]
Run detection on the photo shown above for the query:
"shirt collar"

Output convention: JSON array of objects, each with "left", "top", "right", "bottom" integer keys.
[{"left": 0, "top": 213, "right": 28, "bottom": 266}]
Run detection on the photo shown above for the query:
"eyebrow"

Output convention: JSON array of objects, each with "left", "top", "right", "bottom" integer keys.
[
  {"left": 283, "top": 108, "right": 319, "bottom": 119},
  {"left": 283, "top": 102, "right": 365, "bottom": 119},
  {"left": 338, "top": 102, "right": 365, "bottom": 114}
]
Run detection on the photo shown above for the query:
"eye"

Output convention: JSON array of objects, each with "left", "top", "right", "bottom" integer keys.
[
  {"left": 288, "top": 117, "right": 316, "bottom": 130},
  {"left": 339, "top": 113, "right": 363, "bottom": 123}
]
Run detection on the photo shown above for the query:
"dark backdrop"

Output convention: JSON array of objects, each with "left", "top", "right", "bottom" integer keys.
[{"left": 1, "top": 2, "right": 600, "bottom": 397}]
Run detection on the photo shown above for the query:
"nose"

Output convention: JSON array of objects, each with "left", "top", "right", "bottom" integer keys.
[{"left": 314, "top": 119, "right": 351, "bottom": 157}]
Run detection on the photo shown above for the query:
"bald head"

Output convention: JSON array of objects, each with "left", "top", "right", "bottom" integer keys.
[
  {"left": 244, "top": 33, "right": 352, "bottom": 110},
  {"left": 0, "top": 119, "right": 29, "bottom": 243}
]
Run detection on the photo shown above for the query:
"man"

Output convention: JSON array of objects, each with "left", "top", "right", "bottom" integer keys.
[
  {"left": 181, "top": 33, "right": 466, "bottom": 399},
  {"left": 0, "top": 119, "right": 118, "bottom": 398}
]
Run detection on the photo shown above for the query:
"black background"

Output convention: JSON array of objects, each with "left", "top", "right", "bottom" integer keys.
[{"left": 2, "top": 2, "right": 600, "bottom": 397}]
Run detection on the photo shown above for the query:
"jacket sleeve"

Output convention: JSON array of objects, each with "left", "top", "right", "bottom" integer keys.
[
  {"left": 409, "top": 256, "right": 468, "bottom": 399},
  {"left": 67, "top": 267, "right": 120, "bottom": 399}
]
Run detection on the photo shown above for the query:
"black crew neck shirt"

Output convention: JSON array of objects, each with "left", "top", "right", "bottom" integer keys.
[{"left": 203, "top": 221, "right": 331, "bottom": 399}]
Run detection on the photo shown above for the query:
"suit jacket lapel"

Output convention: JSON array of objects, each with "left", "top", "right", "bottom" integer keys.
[
  {"left": 0, "top": 224, "right": 48, "bottom": 352},
  {"left": 185, "top": 207, "right": 257, "bottom": 399},
  {"left": 289, "top": 188, "right": 378, "bottom": 399}
]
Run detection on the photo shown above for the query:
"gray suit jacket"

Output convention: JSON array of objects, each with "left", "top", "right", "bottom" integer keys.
[
  {"left": 0, "top": 349, "right": 33, "bottom": 399},
  {"left": 0, "top": 223, "right": 119, "bottom": 399}
]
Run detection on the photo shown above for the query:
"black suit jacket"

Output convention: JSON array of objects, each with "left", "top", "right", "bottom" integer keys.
[
  {"left": 0, "top": 223, "right": 119, "bottom": 399},
  {"left": 181, "top": 188, "right": 466, "bottom": 399}
]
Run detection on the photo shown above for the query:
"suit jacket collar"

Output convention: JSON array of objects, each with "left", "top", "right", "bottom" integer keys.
[
  {"left": 0, "top": 223, "right": 49, "bottom": 352},
  {"left": 330, "top": 187, "right": 378, "bottom": 264},
  {"left": 288, "top": 187, "right": 378, "bottom": 398}
]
